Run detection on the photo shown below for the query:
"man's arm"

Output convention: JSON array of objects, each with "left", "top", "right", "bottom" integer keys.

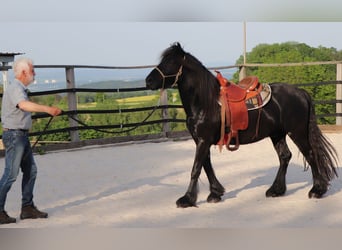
[{"left": 17, "top": 100, "right": 62, "bottom": 116}]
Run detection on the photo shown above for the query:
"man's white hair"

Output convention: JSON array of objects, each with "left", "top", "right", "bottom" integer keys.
[{"left": 12, "top": 57, "right": 34, "bottom": 77}]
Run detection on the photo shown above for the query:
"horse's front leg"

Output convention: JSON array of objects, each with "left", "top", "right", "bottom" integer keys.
[
  {"left": 203, "top": 150, "right": 225, "bottom": 203},
  {"left": 176, "top": 140, "right": 209, "bottom": 208}
]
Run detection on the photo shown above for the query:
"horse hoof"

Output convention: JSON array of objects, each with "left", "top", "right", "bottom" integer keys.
[
  {"left": 308, "top": 184, "right": 327, "bottom": 198},
  {"left": 265, "top": 186, "right": 286, "bottom": 197},
  {"left": 207, "top": 193, "right": 222, "bottom": 203},
  {"left": 176, "top": 195, "right": 197, "bottom": 208}
]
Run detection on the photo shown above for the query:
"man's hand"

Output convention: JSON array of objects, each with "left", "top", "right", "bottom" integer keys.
[{"left": 47, "top": 106, "right": 62, "bottom": 116}]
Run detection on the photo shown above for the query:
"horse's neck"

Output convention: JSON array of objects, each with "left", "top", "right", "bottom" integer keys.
[
  {"left": 178, "top": 78, "right": 202, "bottom": 116},
  {"left": 177, "top": 69, "right": 220, "bottom": 118},
  {"left": 178, "top": 88, "right": 194, "bottom": 116}
]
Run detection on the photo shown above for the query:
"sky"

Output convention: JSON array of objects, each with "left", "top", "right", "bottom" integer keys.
[{"left": 1, "top": 1, "right": 342, "bottom": 67}]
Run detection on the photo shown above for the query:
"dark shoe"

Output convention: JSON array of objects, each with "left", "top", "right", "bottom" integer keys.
[
  {"left": 20, "top": 205, "right": 48, "bottom": 220},
  {"left": 0, "top": 211, "right": 16, "bottom": 224}
]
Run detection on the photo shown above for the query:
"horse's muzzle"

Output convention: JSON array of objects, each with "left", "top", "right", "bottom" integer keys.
[{"left": 145, "top": 75, "right": 158, "bottom": 90}]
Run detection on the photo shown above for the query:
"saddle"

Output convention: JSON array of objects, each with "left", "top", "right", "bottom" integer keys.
[{"left": 216, "top": 71, "right": 264, "bottom": 151}]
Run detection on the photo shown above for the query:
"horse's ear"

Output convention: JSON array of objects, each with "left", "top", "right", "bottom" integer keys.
[
  {"left": 171, "top": 42, "right": 182, "bottom": 49},
  {"left": 174, "top": 42, "right": 185, "bottom": 54}
]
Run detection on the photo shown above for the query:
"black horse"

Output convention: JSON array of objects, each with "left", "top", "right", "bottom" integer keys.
[{"left": 145, "top": 42, "right": 338, "bottom": 208}]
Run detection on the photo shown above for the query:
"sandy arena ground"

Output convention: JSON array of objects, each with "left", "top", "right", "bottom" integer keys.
[{"left": 0, "top": 133, "right": 341, "bottom": 228}]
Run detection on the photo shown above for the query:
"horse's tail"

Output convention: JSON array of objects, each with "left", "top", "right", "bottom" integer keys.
[{"left": 306, "top": 91, "right": 339, "bottom": 182}]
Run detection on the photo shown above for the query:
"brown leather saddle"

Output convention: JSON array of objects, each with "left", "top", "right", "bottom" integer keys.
[{"left": 216, "top": 71, "right": 264, "bottom": 151}]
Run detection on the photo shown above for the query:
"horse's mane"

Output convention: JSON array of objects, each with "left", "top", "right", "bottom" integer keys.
[{"left": 163, "top": 43, "right": 220, "bottom": 116}]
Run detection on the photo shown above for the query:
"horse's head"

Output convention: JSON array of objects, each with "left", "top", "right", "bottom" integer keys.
[{"left": 146, "top": 42, "right": 186, "bottom": 90}]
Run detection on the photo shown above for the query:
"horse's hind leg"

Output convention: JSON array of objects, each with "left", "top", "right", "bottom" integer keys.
[
  {"left": 288, "top": 133, "right": 329, "bottom": 198},
  {"left": 203, "top": 151, "right": 225, "bottom": 203},
  {"left": 266, "top": 135, "right": 292, "bottom": 197}
]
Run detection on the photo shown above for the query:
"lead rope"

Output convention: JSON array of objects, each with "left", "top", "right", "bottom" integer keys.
[
  {"left": 28, "top": 63, "right": 184, "bottom": 150},
  {"left": 21, "top": 115, "right": 54, "bottom": 160},
  {"left": 66, "top": 103, "right": 160, "bottom": 135},
  {"left": 66, "top": 90, "right": 164, "bottom": 134},
  {"left": 28, "top": 90, "right": 164, "bottom": 152},
  {"left": 30, "top": 116, "right": 54, "bottom": 151}
]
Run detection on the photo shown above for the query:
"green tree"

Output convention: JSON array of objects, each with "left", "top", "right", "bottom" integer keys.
[{"left": 233, "top": 42, "right": 342, "bottom": 124}]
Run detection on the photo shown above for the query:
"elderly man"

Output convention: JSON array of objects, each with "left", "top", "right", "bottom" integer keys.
[{"left": 0, "top": 57, "right": 62, "bottom": 224}]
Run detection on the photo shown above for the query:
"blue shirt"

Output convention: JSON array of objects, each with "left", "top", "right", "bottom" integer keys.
[{"left": 1, "top": 79, "right": 32, "bottom": 130}]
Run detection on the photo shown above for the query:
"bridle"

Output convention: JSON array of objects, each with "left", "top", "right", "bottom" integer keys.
[
  {"left": 154, "top": 56, "right": 185, "bottom": 89},
  {"left": 155, "top": 65, "right": 183, "bottom": 89}
]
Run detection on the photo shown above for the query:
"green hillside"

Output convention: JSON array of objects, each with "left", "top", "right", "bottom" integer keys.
[{"left": 78, "top": 79, "right": 146, "bottom": 89}]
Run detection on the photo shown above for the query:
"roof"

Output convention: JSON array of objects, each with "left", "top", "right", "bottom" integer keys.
[
  {"left": 0, "top": 52, "right": 23, "bottom": 56},
  {"left": 0, "top": 52, "right": 24, "bottom": 64}
]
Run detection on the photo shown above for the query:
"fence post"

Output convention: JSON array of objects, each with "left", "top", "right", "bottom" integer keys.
[
  {"left": 160, "top": 89, "right": 170, "bottom": 135},
  {"left": 239, "top": 66, "right": 247, "bottom": 81},
  {"left": 65, "top": 67, "right": 80, "bottom": 142},
  {"left": 336, "top": 63, "right": 342, "bottom": 125},
  {"left": 1, "top": 69, "right": 9, "bottom": 92}
]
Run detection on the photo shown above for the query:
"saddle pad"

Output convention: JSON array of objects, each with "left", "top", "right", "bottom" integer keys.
[{"left": 246, "top": 83, "right": 272, "bottom": 110}]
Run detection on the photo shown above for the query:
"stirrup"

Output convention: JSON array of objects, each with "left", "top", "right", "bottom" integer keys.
[{"left": 226, "top": 133, "right": 240, "bottom": 151}]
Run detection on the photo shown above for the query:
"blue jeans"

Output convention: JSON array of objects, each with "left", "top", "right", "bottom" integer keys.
[{"left": 0, "top": 130, "right": 37, "bottom": 212}]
